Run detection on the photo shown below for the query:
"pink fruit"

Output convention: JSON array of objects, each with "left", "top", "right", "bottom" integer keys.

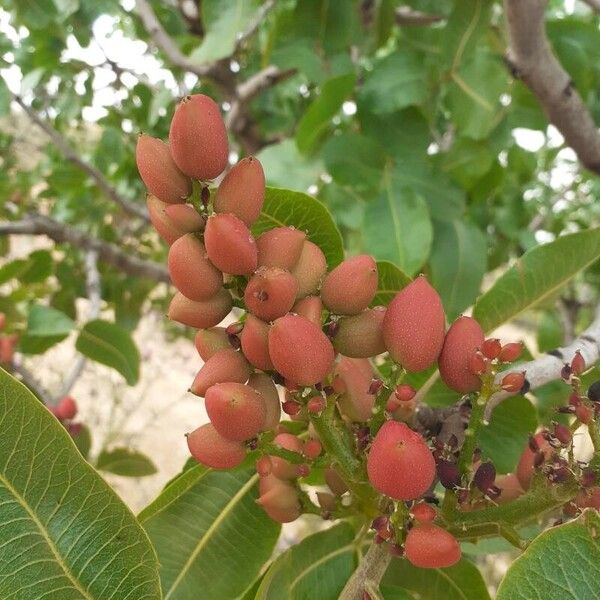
[
  {"left": 168, "top": 289, "right": 232, "bottom": 329},
  {"left": 321, "top": 255, "right": 378, "bottom": 315},
  {"left": 169, "top": 94, "right": 228, "bottom": 180},
  {"left": 292, "top": 296, "right": 323, "bottom": 326},
  {"left": 190, "top": 349, "right": 251, "bottom": 397},
  {"left": 194, "top": 327, "right": 231, "bottom": 361},
  {"left": 187, "top": 423, "right": 246, "bottom": 469},
  {"left": 367, "top": 421, "right": 435, "bottom": 500},
  {"left": 136, "top": 134, "right": 191, "bottom": 203},
  {"left": 53, "top": 396, "right": 78, "bottom": 420},
  {"left": 257, "top": 475, "right": 301, "bottom": 523},
  {"left": 382, "top": 276, "right": 445, "bottom": 372},
  {"left": 438, "top": 316, "right": 485, "bottom": 393},
  {"left": 205, "top": 382, "right": 266, "bottom": 441},
  {"left": 168, "top": 234, "right": 223, "bottom": 301},
  {"left": 332, "top": 307, "right": 386, "bottom": 358},
  {"left": 164, "top": 203, "right": 205, "bottom": 233},
  {"left": 240, "top": 315, "right": 273, "bottom": 371},
  {"left": 256, "top": 227, "right": 306, "bottom": 270},
  {"left": 214, "top": 157, "right": 265, "bottom": 226},
  {"left": 405, "top": 524, "right": 461, "bottom": 568},
  {"left": 290, "top": 240, "right": 327, "bottom": 298},
  {"left": 244, "top": 267, "right": 298, "bottom": 322},
  {"left": 268, "top": 314, "right": 335, "bottom": 385},
  {"left": 248, "top": 372, "right": 281, "bottom": 430},
  {"left": 333, "top": 357, "right": 375, "bottom": 422},
  {"left": 270, "top": 432, "right": 303, "bottom": 479},
  {"left": 204, "top": 213, "right": 258, "bottom": 275}
]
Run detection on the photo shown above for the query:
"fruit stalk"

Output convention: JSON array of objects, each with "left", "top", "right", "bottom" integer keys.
[{"left": 309, "top": 399, "right": 379, "bottom": 516}]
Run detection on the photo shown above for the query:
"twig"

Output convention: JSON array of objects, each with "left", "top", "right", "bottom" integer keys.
[
  {"left": 485, "top": 303, "right": 600, "bottom": 420},
  {"left": 11, "top": 363, "right": 55, "bottom": 406},
  {"left": 504, "top": 0, "right": 600, "bottom": 174},
  {"left": 57, "top": 250, "right": 102, "bottom": 399},
  {"left": 0, "top": 216, "right": 169, "bottom": 282},
  {"left": 10, "top": 93, "right": 149, "bottom": 221},
  {"left": 339, "top": 542, "right": 391, "bottom": 600},
  {"left": 234, "top": 0, "right": 275, "bottom": 50},
  {"left": 395, "top": 6, "right": 445, "bottom": 26},
  {"left": 134, "top": 0, "right": 233, "bottom": 90},
  {"left": 580, "top": 0, "right": 600, "bottom": 12}
]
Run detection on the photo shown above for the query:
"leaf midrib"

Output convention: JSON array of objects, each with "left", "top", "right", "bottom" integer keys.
[
  {"left": 78, "top": 328, "right": 134, "bottom": 382},
  {"left": 163, "top": 474, "right": 259, "bottom": 599},
  {"left": 0, "top": 471, "right": 94, "bottom": 599}
]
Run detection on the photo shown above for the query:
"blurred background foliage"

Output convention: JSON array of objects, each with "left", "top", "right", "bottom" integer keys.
[{"left": 0, "top": 0, "right": 598, "bottom": 419}]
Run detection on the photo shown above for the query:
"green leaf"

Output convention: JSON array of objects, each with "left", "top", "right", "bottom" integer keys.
[
  {"left": 381, "top": 585, "right": 414, "bottom": 599},
  {"left": 442, "top": 137, "right": 495, "bottom": 189},
  {"left": 296, "top": 72, "right": 356, "bottom": 154},
  {"left": 97, "top": 447, "right": 157, "bottom": 477},
  {"left": 392, "top": 156, "right": 466, "bottom": 222},
  {"left": 364, "top": 176, "right": 432, "bottom": 276},
  {"left": 0, "top": 77, "right": 9, "bottom": 116},
  {"left": 253, "top": 187, "right": 344, "bottom": 268},
  {"left": 372, "top": 261, "right": 411, "bottom": 306},
  {"left": 140, "top": 463, "right": 280, "bottom": 600},
  {"left": 256, "top": 523, "right": 357, "bottom": 599},
  {"left": 479, "top": 395, "right": 537, "bottom": 474},
  {"left": 71, "top": 424, "right": 92, "bottom": 459},
  {"left": 536, "top": 311, "right": 564, "bottom": 353},
  {"left": 383, "top": 557, "right": 491, "bottom": 600},
  {"left": 359, "top": 49, "right": 428, "bottom": 114},
  {"left": 429, "top": 219, "right": 487, "bottom": 320},
  {"left": 323, "top": 133, "right": 387, "bottom": 193},
  {"left": 0, "top": 368, "right": 161, "bottom": 598},
  {"left": 190, "top": 0, "right": 259, "bottom": 64},
  {"left": 496, "top": 511, "right": 600, "bottom": 600},
  {"left": 448, "top": 51, "right": 508, "bottom": 140},
  {"left": 0, "top": 250, "right": 54, "bottom": 285},
  {"left": 76, "top": 319, "right": 140, "bottom": 385},
  {"left": 19, "top": 304, "right": 75, "bottom": 354},
  {"left": 26, "top": 303, "right": 74, "bottom": 337},
  {"left": 258, "top": 139, "right": 323, "bottom": 192},
  {"left": 473, "top": 228, "right": 600, "bottom": 332}
]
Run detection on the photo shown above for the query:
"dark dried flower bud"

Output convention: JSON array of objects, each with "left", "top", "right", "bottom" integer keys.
[{"left": 474, "top": 461, "right": 496, "bottom": 493}]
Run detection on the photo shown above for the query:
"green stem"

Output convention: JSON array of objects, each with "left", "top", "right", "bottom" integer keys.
[
  {"left": 189, "top": 179, "right": 204, "bottom": 213},
  {"left": 588, "top": 420, "right": 600, "bottom": 453},
  {"left": 262, "top": 444, "right": 305, "bottom": 464},
  {"left": 446, "top": 478, "right": 579, "bottom": 539},
  {"left": 310, "top": 401, "right": 379, "bottom": 517}
]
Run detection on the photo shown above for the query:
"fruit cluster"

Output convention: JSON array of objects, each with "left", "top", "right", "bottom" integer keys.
[{"left": 136, "top": 93, "right": 588, "bottom": 569}]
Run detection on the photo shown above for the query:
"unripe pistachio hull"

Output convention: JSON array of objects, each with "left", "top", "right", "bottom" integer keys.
[
  {"left": 321, "top": 255, "right": 378, "bottom": 315},
  {"left": 194, "top": 327, "right": 231, "bottom": 361},
  {"left": 204, "top": 213, "right": 258, "bottom": 275},
  {"left": 169, "top": 94, "right": 229, "bottom": 180},
  {"left": 240, "top": 315, "right": 273, "bottom": 371},
  {"left": 383, "top": 276, "right": 445, "bottom": 372},
  {"left": 244, "top": 267, "right": 298, "bottom": 322},
  {"left": 333, "top": 307, "right": 386, "bottom": 358},
  {"left": 168, "top": 289, "right": 232, "bottom": 329},
  {"left": 268, "top": 314, "right": 334, "bottom": 385},
  {"left": 205, "top": 382, "right": 266, "bottom": 441},
  {"left": 367, "top": 421, "right": 435, "bottom": 500},
  {"left": 168, "top": 234, "right": 223, "bottom": 301},
  {"left": 136, "top": 134, "right": 191, "bottom": 203},
  {"left": 187, "top": 423, "right": 246, "bottom": 469},
  {"left": 248, "top": 372, "right": 281, "bottom": 430},
  {"left": 256, "top": 226, "right": 306, "bottom": 270},
  {"left": 290, "top": 241, "right": 327, "bottom": 298},
  {"left": 405, "top": 524, "right": 461, "bottom": 569},
  {"left": 190, "top": 349, "right": 251, "bottom": 397},
  {"left": 214, "top": 157, "right": 265, "bottom": 226}
]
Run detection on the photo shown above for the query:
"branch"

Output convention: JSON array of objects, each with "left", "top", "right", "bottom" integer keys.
[
  {"left": 134, "top": 0, "right": 233, "bottom": 90},
  {"left": 339, "top": 542, "right": 391, "bottom": 600},
  {"left": 57, "top": 250, "right": 102, "bottom": 399},
  {"left": 0, "top": 216, "right": 169, "bottom": 282},
  {"left": 11, "top": 363, "right": 55, "bottom": 406},
  {"left": 504, "top": 0, "right": 600, "bottom": 174},
  {"left": 11, "top": 94, "right": 149, "bottom": 221},
  {"left": 234, "top": 0, "right": 275, "bottom": 50},
  {"left": 581, "top": 0, "right": 600, "bottom": 12},
  {"left": 395, "top": 6, "right": 445, "bottom": 26},
  {"left": 485, "top": 304, "right": 600, "bottom": 420}
]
